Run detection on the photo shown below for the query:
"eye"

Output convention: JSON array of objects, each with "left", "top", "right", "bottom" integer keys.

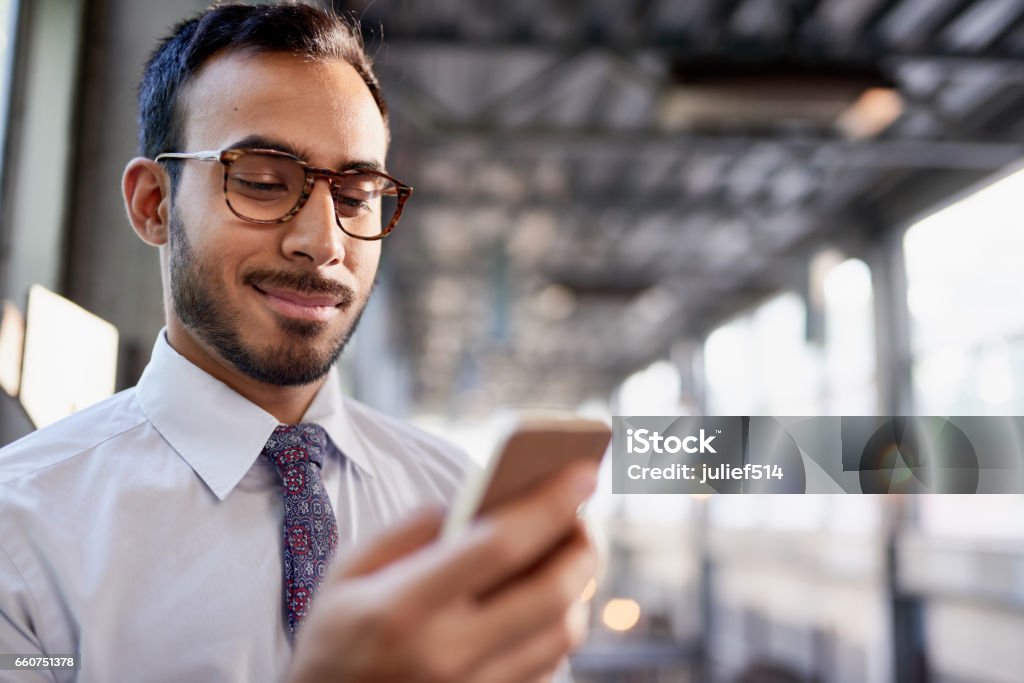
[
  {"left": 229, "top": 173, "right": 293, "bottom": 200},
  {"left": 239, "top": 179, "right": 285, "bottom": 191},
  {"left": 333, "top": 194, "right": 371, "bottom": 216},
  {"left": 332, "top": 186, "right": 377, "bottom": 217}
]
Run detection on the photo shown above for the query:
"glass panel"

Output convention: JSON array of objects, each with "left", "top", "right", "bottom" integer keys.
[
  {"left": 905, "top": 167, "right": 1024, "bottom": 414},
  {"left": 824, "top": 258, "right": 878, "bottom": 413},
  {"left": 704, "top": 292, "right": 821, "bottom": 414}
]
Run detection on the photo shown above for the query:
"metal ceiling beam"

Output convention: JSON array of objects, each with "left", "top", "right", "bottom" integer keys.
[
  {"left": 379, "top": 45, "right": 1024, "bottom": 80},
  {"left": 406, "top": 193, "right": 790, "bottom": 216},
  {"left": 921, "top": 0, "right": 993, "bottom": 46},
  {"left": 791, "top": 0, "right": 828, "bottom": 38},
  {"left": 863, "top": 168, "right": 992, "bottom": 228},
  {"left": 857, "top": 0, "right": 907, "bottom": 40},
  {"left": 410, "top": 127, "right": 1024, "bottom": 171},
  {"left": 469, "top": 47, "right": 595, "bottom": 122},
  {"left": 986, "top": 2, "right": 1024, "bottom": 52},
  {"left": 378, "top": 35, "right": 1024, "bottom": 59},
  {"left": 705, "top": 0, "right": 748, "bottom": 50}
]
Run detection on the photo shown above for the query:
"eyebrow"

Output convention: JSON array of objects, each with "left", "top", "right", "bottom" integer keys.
[{"left": 226, "top": 135, "right": 387, "bottom": 174}]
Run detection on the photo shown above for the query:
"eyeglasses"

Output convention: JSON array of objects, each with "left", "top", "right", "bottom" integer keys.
[{"left": 154, "top": 148, "right": 413, "bottom": 240}]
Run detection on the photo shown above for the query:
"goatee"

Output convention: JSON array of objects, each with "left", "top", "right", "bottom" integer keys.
[{"left": 168, "top": 210, "right": 368, "bottom": 386}]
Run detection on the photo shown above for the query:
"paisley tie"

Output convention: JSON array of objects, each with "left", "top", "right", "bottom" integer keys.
[{"left": 263, "top": 424, "right": 339, "bottom": 641}]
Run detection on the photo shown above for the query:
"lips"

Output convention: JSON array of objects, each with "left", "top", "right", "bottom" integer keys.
[
  {"left": 257, "top": 286, "right": 342, "bottom": 308},
  {"left": 253, "top": 284, "right": 345, "bottom": 322}
]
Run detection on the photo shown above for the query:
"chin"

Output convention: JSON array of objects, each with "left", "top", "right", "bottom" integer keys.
[
  {"left": 232, "top": 339, "right": 343, "bottom": 386},
  {"left": 276, "top": 315, "right": 331, "bottom": 339}
]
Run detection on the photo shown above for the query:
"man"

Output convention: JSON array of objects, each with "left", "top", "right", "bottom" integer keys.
[{"left": 0, "top": 4, "right": 597, "bottom": 682}]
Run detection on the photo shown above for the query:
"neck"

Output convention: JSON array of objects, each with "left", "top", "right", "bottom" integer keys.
[{"left": 165, "top": 318, "right": 324, "bottom": 424}]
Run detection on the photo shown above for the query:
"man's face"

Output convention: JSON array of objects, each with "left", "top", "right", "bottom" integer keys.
[{"left": 167, "top": 51, "right": 388, "bottom": 386}]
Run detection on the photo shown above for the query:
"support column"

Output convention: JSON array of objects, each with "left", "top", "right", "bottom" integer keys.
[{"left": 868, "top": 228, "right": 915, "bottom": 415}]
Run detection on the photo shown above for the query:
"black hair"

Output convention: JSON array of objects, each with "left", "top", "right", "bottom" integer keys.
[{"left": 138, "top": 2, "right": 387, "bottom": 173}]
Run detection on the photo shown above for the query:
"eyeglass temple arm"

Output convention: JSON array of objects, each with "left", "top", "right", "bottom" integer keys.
[{"left": 154, "top": 151, "right": 221, "bottom": 162}]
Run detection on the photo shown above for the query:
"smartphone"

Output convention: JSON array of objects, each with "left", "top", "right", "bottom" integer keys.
[{"left": 442, "top": 418, "right": 612, "bottom": 541}]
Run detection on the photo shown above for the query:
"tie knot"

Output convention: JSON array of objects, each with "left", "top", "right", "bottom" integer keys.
[{"left": 263, "top": 423, "right": 329, "bottom": 471}]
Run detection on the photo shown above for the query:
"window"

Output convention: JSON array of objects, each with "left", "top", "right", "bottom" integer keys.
[
  {"left": 905, "top": 167, "right": 1024, "bottom": 414},
  {"left": 823, "top": 258, "right": 877, "bottom": 413},
  {"left": 704, "top": 292, "right": 821, "bottom": 414},
  {"left": 0, "top": 0, "right": 19, "bottom": 182}
]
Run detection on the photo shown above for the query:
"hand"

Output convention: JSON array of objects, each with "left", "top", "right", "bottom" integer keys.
[{"left": 286, "top": 462, "right": 599, "bottom": 683}]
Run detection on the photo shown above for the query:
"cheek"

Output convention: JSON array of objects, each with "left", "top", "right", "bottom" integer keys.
[
  {"left": 174, "top": 174, "right": 264, "bottom": 283},
  {"left": 177, "top": 164, "right": 229, "bottom": 223},
  {"left": 177, "top": 163, "right": 210, "bottom": 200},
  {"left": 172, "top": 215, "right": 256, "bottom": 293},
  {"left": 351, "top": 244, "right": 381, "bottom": 284}
]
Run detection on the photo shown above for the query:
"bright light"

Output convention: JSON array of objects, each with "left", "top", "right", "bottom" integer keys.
[
  {"left": 602, "top": 598, "right": 641, "bottom": 631},
  {"left": 704, "top": 292, "right": 818, "bottom": 414},
  {"left": 905, "top": 163, "right": 1024, "bottom": 413},
  {"left": 534, "top": 284, "right": 576, "bottom": 321},
  {"left": 580, "top": 577, "right": 597, "bottom": 603},
  {"left": 976, "top": 340, "right": 1013, "bottom": 406},
  {"left": 836, "top": 87, "right": 904, "bottom": 140},
  {"left": 0, "top": 300, "right": 24, "bottom": 396},
  {"left": 905, "top": 165, "right": 1024, "bottom": 352},
  {"left": 19, "top": 285, "right": 118, "bottom": 428},
  {"left": 617, "top": 359, "right": 682, "bottom": 415},
  {"left": 824, "top": 258, "right": 877, "bottom": 413}
]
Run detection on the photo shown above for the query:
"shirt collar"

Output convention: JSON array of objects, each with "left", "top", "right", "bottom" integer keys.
[
  {"left": 136, "top": 330, "right": 375, "bottom": 501},
  {"left": 299, "top": 364, "right": 377, "bottom": 480}
]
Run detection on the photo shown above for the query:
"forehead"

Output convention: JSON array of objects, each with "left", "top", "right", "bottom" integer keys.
[{"left": 180, "top": 50, "right": 388, "bottom": 166}]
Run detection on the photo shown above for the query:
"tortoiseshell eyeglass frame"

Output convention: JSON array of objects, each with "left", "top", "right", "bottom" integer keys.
[{"left": 154, "top": 147, "right": 413, "bottom": 241}]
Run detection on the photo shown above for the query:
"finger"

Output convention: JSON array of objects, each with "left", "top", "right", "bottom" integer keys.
[
  {"left": 399, "top": 528, "right": 591, "bottom": 681},
  {"left": 331, "top": 506, "right": 445, "bottom": 579},
  {"left": 391, "top": 462, "right": 598, "bottom": 609},
  {"left": 461, "top": 523, "right": 596, "bottom": 659},
  {"left": 464, "top": 599, "right": 589, "bottom": 683}
]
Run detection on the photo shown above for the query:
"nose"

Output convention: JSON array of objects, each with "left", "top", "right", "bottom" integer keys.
[{"left": 280, "top": 178, "right": 348, "bottom": 267}]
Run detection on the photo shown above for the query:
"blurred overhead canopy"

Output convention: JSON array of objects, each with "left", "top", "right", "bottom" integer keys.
[{"left": 332, "top": 0, "right": 1024, "bottom": 412}]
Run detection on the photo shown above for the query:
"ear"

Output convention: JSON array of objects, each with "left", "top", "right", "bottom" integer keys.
[{"left": 123, "top": 157, "right": 171, "bottom": 246}]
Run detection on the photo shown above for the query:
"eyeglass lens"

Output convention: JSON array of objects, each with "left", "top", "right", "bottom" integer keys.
[{"left": 225, "top": 152, "right": 398, "bottom": 237}]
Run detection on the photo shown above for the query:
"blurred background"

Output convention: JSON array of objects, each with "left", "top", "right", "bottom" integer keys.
[{"left": 1, "top": 0, "right": 1024, "bottom": 681}]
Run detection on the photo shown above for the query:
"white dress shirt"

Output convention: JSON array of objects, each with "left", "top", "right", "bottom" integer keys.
[{"left": 0, "top": 331, "right": 472, "bottom": 682}]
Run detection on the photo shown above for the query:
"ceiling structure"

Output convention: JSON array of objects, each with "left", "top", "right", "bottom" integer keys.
[{"left": 333, "top": 0, "right": 1024, "bottom": 414}]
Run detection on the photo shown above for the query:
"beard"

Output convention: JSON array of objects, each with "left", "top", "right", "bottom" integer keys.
[{"left": 168, "top": 209, "right": 368, "bottom": 386}]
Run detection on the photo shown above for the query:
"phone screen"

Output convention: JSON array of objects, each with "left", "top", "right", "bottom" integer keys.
[{"left": 442, "top": 419, "right": 611, "bottom": 540}]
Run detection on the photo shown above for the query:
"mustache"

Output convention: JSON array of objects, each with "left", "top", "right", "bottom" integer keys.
[{"left": 243, "top": 269, "right": 356, "bottom": 307}]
